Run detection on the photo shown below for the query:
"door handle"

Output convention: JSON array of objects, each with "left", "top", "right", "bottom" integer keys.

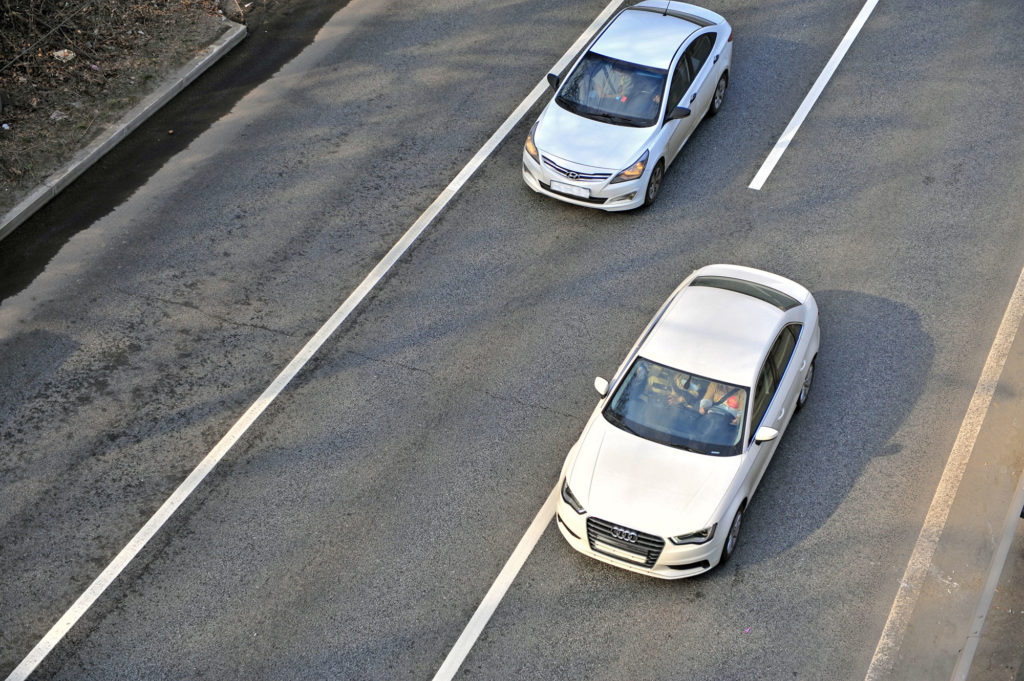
[
  {"left": 690, "top": 92, "right": 697, "bottom": 103},
  {"left": 713, "top": 54, "right": 720, "bottom": 64},
  {"left": 777, "top": 408, "right": 785, "bottom": 420},
  {"left": 800, "top": 360, "right": 807, "bottom": 371}
]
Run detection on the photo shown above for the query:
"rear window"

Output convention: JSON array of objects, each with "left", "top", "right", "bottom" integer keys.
[{"left": 690, "top": 276, "right": 800, "bottom": 311}]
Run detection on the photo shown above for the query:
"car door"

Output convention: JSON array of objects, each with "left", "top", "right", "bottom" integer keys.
[
  {"left": 769, "top": 324, "right": 804, "bottom": 431},
  {"left": 745, "top": 358, "right": 780, "bottom": 494},
  {"left": 682, "top": 32, "right": 718, "bottom": 118},
  {"left": 663, "top": 51, "right": 696, "bottom": 164},
  {"left": 664, "top": 32, "right": 718, "bottom": 164},
  {"left": 745, "top": 324, "right": 802, "bottom": 493}
]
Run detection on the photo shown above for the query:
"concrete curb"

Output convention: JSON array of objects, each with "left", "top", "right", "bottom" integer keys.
[{"left": 0, "top": 20, "right": 247, "bottom": 243}]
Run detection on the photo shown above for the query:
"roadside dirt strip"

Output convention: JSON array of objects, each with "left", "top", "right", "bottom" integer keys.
[{"left": 0, "top": 21, "right": 245, "bottom": 242}]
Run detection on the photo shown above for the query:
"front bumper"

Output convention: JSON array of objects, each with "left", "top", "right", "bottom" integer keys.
[
  {"left": 555, "top": 496, "right": 723, "bottom": 579},
  {"left": 522, "top": 150, "right": 646, "bottom": 212}
]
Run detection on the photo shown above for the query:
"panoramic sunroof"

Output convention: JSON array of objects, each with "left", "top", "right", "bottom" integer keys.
[{"left": 690, "top": 275, "right": 800, "bottom": 311}]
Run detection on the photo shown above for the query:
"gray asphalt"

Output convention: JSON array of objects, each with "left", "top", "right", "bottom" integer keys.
[{"left": 2, "top": 0, "right": 1024, "bottom": 679}]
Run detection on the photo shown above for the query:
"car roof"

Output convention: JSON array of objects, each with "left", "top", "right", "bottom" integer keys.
[
  {"left": 639, "top": 284, "right": 786, "bottom": 387},
  {"left": 590, "top": 7, "right": 701, "bottom": 70}
]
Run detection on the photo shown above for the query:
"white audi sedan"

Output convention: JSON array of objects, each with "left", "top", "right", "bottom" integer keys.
[
  {"left": 556, "top": 265, "right": 820, "bottom": 578},
  {"left": 522, "top": 1, "right": 732, "bottom": 210}
]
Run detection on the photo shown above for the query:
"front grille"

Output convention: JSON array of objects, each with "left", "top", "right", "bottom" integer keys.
[
  {"left": 541, "top": 183, "right": 608, "bottom": 205},
  {"left": 542, "top": 156, "right": 612, "bottom": 182},
  {"left": 587, "top": 517, "right": 664, "bottom": 568}
]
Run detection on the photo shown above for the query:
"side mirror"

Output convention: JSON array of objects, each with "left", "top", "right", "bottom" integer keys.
[
  {"left": 594, "top": 377, "right": 609, "bottom": 397},
  {"left": 667, "top": 106, "right": 691, "bottom": 121},
  {"left": 754, "top": 426, "right": 779, "bottom": 444},
  {"left": 547, "top": 73, "right": 561, "bottom": 91}
]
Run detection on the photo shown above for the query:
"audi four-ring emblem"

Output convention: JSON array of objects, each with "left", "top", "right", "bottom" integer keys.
[{"left": 611, "top": 526, "right": 638, "bottom": 543}]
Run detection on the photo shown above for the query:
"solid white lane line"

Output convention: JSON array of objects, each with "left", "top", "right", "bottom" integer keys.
[
  {"left": 5, "top": 1, "right": 621, "bottom": 678},
  {"left": 864, "top": 264, "right": 1024, "bottom": 681},
  {"left": 748, "top": 0, "right": 880, "bottom": 191},
  {"left": 951, "top": 464, "right": 1024, "bottom": 680},
  {"left": 431, "top": 486, "right": 558, "bottom": 681}
]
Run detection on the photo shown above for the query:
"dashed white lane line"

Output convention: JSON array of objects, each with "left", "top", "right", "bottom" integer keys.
[
  {"left": 748, "top": 0, "right": 880, "bottom": 190},
  {"left": 4, "top": 1, "right": 622, "bottom": 679},
  {"left": 864, "top": 265, "right": 1024, "bottom": 681}
]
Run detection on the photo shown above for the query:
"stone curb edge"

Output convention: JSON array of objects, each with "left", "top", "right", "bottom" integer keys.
[{"left": 0, "top": 20, "right": 247, "bottom": 243}]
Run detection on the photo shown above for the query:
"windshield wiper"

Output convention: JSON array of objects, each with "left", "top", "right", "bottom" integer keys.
[
  {"left": 663, "top": 441, "right": 705, "bottom": 455},
  {"left": 556, "top": 100, "right": 640, "bottom": 127},
  {"left": 589, "top": 110, "right": 650, "bottom": 127},
  {"left": 586, "top": 111, "right": 631, "bottom": 125}
]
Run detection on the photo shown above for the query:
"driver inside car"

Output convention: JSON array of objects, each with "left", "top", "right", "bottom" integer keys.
[
  {"left": 591, "top": 62, "right": 633, "bottom": 105},
  {"left": 666, "top": 374, "right": 705, "bottom": 409}
]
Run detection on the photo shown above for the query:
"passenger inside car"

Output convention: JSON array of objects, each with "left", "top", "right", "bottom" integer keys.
[{"left": 699, "top": 382, "right": 744, "bottom": 425}]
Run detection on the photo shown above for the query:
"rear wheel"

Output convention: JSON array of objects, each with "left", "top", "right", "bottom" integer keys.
[
  {"left": 708, "top": 74, "right": 727, "bottom": 117},
  {"left": 643, "top": 160, "right": 665, "bottom": 207},
  {"left": 796, "top": 358, "right": 815, "bottom": 411}
]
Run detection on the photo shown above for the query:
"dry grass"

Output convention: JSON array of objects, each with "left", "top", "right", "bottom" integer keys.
[{"left": 0, "top": 0, "right": 229, "bottom": 212}]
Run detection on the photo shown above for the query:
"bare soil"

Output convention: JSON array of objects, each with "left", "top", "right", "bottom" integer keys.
[{"left": 0, "top": 0, "right": 232, "bottom": 216}]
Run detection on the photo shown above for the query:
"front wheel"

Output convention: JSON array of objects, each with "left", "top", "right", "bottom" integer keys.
[
  {"left": 707, "top": 74, "right": 727, "bottom": 117},
  {"left": 643, "top": 160, "right": 664, "bottom": 207},
  {"left": 720, "top": 503, "right": 744, "bottom": 565}
]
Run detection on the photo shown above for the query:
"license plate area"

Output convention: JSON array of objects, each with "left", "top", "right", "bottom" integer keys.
[
  {"left": 593, "top": 540, "right": 647, "bottom": 565},
  {"left": 549, "top": 180, "right": 591, "bottom": 199}
]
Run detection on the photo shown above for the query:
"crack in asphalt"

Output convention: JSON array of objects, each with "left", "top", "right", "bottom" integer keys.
[
  {"left": 345, "top": 348, "right": 435, "bottom": 378},
  {"left": 117, "top": 288, "right": 297, "bottom": 338}
]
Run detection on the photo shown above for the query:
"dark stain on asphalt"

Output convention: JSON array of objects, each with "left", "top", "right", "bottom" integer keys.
[{"left": 0, "top": 0, "right": 354, "bottom": 304}]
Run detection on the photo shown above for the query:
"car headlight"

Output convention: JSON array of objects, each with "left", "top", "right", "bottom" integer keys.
[
  {"left": 561, "top": 478, "right": 586, "bottom": 515},
  {"left": 610, "top": 149, "right": 649, "bottom": 184},
  {"left": 525, "top": 122, "right": 540, "bottom": 163},
  {"left": 669, "top": 524, "right": 717, "bottom": 545}
]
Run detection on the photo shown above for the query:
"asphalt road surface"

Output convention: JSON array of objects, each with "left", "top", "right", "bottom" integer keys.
[{"left": 3, "top": 0, "right": 1024, "bottom": 679}]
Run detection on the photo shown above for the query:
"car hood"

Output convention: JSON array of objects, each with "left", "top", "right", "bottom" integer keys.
[
  {"left": 535, "top": 102, "right": 655, "bottom": 171},
  {"left": 567, "top": 417, "right": 742, "bottom": 537}
]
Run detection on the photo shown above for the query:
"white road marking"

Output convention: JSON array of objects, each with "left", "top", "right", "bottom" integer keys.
[
  {"left": 950, "top": 463, "right": 1024, "bottom": 680},
  {"left": 4, "top": 0, "right": 622, "bottom": 678},
  {"left": 748, "top": 0, "right": 880, "bottom": 191},
  {"left": 864, "top": 265, "right": 1024, "bottom": 681},
  {"left": 431, "top": 486, "right": 558, "bottom": 681}
]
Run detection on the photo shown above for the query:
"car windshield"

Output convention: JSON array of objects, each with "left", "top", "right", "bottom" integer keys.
[
  {"left": 603, "top": 358, "right": 748, "bottom": 456},
  {"left": 556, "top": 52, "right": 666, "bottom": 128}
]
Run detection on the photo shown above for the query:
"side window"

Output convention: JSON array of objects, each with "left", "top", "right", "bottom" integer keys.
[
  {"left": 666, "top": 57, "right": 691, "bottom": 110},
  {"left": 769, "top": 324, "right": 802, "bottom": 381},
  {"left": 685, "top": 33, "right": 716, "bottom": 77},
  {"left": 748, "top": 363, "right": 777, "bottom": 442}
]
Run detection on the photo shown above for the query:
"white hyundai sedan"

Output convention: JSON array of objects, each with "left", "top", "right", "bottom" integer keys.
[
  {"left": 556, "top": 265, "right": 820, "bottom": 578},
  {"left": 523, "top": 1, "right": 732, "bottom": 210}
]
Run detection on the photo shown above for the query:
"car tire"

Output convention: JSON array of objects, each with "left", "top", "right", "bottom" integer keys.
[
  {"left": 796, "top": 357, "right": 815, "bottom": 411},
  {"left": 707, "top": 73, "right": 727, "bottom": 117},
  {"left": 720, "top": 502, "right": 744, "bottom": 565},
  {"left": 643, "top": 160, "right": 665, "bottom": 207}
]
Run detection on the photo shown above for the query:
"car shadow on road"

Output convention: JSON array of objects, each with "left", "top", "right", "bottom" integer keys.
[{"left": 728, "top": 289, "right": 933, "bottom": 569}]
